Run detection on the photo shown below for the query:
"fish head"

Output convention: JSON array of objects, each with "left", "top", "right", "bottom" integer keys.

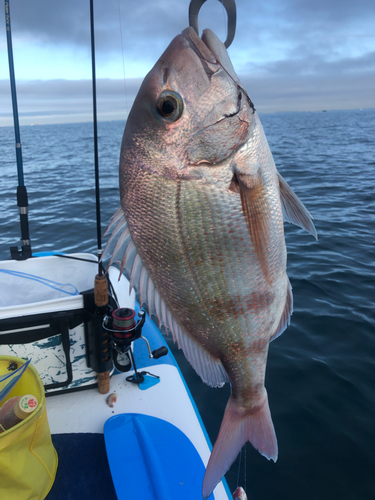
[{"left": 122, "top": 27, "right": 254, "bottom": 180}]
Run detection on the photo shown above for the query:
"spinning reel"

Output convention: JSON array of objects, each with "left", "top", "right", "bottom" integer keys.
[{"left": 103, "top": 308, "right": 168, "bottom": 384}]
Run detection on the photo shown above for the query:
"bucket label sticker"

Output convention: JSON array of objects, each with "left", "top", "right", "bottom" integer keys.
[{"left": 20, "top": 396, "right": 38, "bottom": 412}]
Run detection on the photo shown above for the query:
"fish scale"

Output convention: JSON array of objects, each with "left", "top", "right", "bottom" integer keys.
[
  {"left": 124, "top": 160, "right": 284, "bottom": 395},
  {"left": 104, "top": 26, "right": 317, "bottom": 499}
]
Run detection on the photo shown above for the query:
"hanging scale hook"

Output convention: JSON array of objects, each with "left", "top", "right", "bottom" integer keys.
[{"left": 188, "top": 0, "right": 237, "bottom": 48}]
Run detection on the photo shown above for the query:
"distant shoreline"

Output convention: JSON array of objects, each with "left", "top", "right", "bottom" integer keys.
[{"left": 0, "top": 107, "right": 374, "bottom": 128}]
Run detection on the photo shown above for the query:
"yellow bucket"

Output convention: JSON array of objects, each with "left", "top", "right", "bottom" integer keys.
[{"left": 0, "top": 356, "right": 58, "bottom": 500}]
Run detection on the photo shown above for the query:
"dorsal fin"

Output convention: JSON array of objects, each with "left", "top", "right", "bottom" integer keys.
[
  {"left": 138, "top": 267, "right": 149, "bottom": 306},
  {"left": 101, "top": 212, "right": 130, "bottom": 270},
  {"left": 129, "top": 253, "right": 143, "bottom": 295},
  {"left": 102, "top": 207, "right": 230, "bottom": 388}
]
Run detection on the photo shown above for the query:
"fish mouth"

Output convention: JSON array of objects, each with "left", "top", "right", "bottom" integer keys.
[
  {"left": 181, "top": 27, "right": 254, "bottom": 116},
  {"left": 181, "top": 27, "right": 237, "bottom": 81},
  {"left": 178, "top": 28, "right": 254, "bottom": 169},
  {"left": 181, "top": 27, "right": 219, "bottom": 77}
]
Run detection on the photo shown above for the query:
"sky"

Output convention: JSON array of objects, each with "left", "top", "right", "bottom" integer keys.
[{"left": 0, "top": 0, "right": 374, "bottom": 126}]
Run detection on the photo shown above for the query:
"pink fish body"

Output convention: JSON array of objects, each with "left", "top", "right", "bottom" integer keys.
[{"left": 104, "top": 27, "right": 316, "bottom": 499}]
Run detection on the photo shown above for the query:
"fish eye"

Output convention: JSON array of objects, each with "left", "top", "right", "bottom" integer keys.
[{"left": 156, "top": 90, "right": 183, "bottom": 122}]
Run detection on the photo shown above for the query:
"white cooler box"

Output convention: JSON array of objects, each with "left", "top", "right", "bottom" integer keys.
[{"left": 0, "top": 253, "right": 115, "bottom": 393}]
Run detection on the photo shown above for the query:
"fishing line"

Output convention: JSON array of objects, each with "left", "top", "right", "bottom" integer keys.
[
  {"left": 117, "top": 0, "right": 129, "bottom": 116},
  {"left": 244, "top": 442, "right": 247, "bottom": 493},
  {"left": 236, "top": 446, "right": 243, "bottom": 488}
]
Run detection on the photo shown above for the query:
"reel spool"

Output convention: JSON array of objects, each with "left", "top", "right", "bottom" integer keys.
[{"left": 103, "top": 308, "right": 168, "bottom": 380}]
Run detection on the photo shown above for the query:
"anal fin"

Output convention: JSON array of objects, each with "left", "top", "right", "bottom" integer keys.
[
  {"left": 270, "top": 277, "right": 293, "bottom": 341},
  {"left": 176, "top": 329, "right": 229, "bottom": 388}
]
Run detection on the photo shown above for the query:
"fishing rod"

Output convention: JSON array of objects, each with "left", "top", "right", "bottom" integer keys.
[
  {"left": 4, "top": 0, "right": 32, "bottom": 260},
  {"left": 89, "top": 0, "right": 103, "bottom": 273},
  {"left": 89, "top": 0, "right": 112, "bottom": 394}
]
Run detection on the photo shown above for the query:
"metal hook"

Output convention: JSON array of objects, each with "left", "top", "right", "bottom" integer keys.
[{"left": 189, "top": 0, "right": 237, "bottom": 48}]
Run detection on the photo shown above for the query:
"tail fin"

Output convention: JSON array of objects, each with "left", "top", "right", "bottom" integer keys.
[{"left": 202, "top": 392, "right": 277, "bottom": 500}]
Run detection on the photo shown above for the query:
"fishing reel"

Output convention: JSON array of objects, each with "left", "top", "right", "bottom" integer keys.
[{"left": 103, "top": 308, "right": 168, "bottom": 384}]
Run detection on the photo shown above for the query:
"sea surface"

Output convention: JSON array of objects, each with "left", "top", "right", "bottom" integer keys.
[{"left": 1, "top": 109, "right": 374, "bottom": 500}]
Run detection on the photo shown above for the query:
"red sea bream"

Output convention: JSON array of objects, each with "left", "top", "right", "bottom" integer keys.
[{"left": 104, "top": 27, "right": 317, "bottom": 499}]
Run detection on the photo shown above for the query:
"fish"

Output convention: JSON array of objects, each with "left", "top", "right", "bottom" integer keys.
[
  {"left": 232, "top": 486, "right": 248, "bottom": 500},
  {"left": 103, "top": 26, "right": 317, "bottom": 499}
]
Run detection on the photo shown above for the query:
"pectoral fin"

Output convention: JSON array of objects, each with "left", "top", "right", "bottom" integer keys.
[
  {"left": 235, "top": 172, "right": 272, "bottom": 283},
  {"left": 278, "top": 173, "right": 317, "bottom": 239}
]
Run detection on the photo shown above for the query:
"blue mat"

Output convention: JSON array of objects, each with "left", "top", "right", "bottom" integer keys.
[{"left": 104, "top": 413, "right": 214, "bottom": 500}]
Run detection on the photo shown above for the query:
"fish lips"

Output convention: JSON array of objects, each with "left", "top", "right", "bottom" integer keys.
[{"left": 182, "top": 27, "right": 239, "bottom": 84}]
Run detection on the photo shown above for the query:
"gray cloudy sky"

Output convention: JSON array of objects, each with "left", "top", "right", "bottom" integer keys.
[{"left": 0, "top": 0, "right": 374, "bottom": 125}]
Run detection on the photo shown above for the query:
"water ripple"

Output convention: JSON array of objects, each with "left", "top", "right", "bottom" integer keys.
[{"left": 1, "top": 110, "right": 374, "bottom": 499}]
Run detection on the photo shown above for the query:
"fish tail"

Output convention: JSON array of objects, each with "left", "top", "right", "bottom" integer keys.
[{"left": 202, "top": 392, "right": 277, "bottom": 500}]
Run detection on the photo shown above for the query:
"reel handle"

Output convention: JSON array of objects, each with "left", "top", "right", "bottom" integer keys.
[{"left": 151, "top": 346, "right": 168, "bottom": 359}]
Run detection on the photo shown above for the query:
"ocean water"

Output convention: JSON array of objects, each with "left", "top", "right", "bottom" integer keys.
[{"left": 1, "top": 109, "right": 374, "bottom": 499}]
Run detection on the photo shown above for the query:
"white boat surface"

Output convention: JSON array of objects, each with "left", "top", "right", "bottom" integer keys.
[{"left": 0, "top": 253, "right": 232, "bottom": 499}]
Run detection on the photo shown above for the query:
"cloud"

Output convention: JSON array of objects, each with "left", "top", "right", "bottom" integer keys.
[
  {"left": 247, "top": 49, "right": 375, "bottom": 79},
  {"left": 245, "top": 74, "right": 375, "bottom": 113},
  {"left": 1, "top": 0, "right": 374, "bottom": 123},
  {"left": 278, "top": 0, "right": 374, "bottom": 24},
  {"left": 0, "top": 79, "right": 142, "bottom": 125},
  {"left": 1, "top": 66, "right": 373, "bottom": 128},
  {"left": 5, "top": 0, "right": 188, "bottom": 63},
  {"left": 5, "top": 0, "right": 374, "bottom": 63}
]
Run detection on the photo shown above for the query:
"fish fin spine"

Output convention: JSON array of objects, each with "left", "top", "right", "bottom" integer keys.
[
  {"left": 270, "top": 277, "right": 293, "bottom": 341},
  {"left": 101, "top": 210, "right": 229, "bottom": 388},
  {"left": 177, "top": 329, "right": 229, "bottom": 388}
]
